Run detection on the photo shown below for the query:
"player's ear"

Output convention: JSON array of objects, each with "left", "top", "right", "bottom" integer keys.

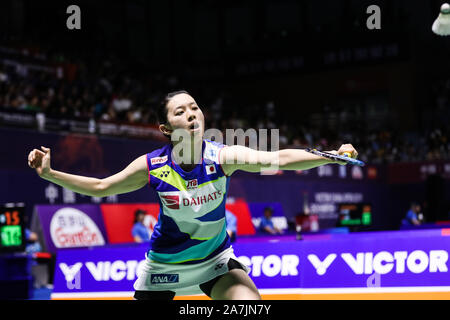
[{"left": 159, "top": 124, "right": 172, "bottom": 136}]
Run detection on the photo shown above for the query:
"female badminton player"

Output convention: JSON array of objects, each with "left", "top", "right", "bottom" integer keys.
[{"left": 27, "top": 90, "right": 358, "bottom": 300}]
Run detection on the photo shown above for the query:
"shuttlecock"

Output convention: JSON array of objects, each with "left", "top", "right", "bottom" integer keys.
[{"left": 432, "top": 3, "right": 450, "bottom": 36}]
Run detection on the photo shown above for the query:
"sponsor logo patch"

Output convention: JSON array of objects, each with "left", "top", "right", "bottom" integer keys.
[
  {"left": 182, "top": 190, "right": 222, "bottom": 207},
  {"left": 186, "top": 179, "right": 198, "bottom": 190},
  {"left": 151, "top": 155, "right": 168, "bottom": 165},
  {"left": 160, "top": 190, "right": 224, "bottom": 210},
  {"left": 150, "top": 273, "right": 179, "bottom": 284},
  {"left": 161, "top": 195, "right": 180, "bottom": 209}
]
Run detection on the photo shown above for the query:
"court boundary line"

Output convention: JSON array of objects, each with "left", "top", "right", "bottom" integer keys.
[{"left": 51, "top": 286, "right": 450, "bottom": 299}]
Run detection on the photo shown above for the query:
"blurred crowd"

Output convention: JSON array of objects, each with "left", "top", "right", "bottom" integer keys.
[
  {"left": 0, "top": 44, "right": 161, "bottom": 125},
  {"left": 0, "top": 43, "right": 449, "bottom": 164}
]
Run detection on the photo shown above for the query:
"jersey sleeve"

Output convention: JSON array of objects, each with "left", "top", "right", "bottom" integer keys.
[
  {"left": 146, "top": 145, "right": 170, "bottom": 189},
  {"left": 204, "top": 140, "right": 229, "bottom": 177}
]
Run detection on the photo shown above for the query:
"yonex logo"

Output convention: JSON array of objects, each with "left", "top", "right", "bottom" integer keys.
[
  {"left": 214, "top": 263, "right": 224, "bottom": 271},
  {"left": 160, "top": 171, "right": 170, "bottom": 178},
  {"left": 150, "top": 273, "right": 179, "bottom": 284},
  {"left": 161, "top": 195, "right": 180, "bottom": 209}
]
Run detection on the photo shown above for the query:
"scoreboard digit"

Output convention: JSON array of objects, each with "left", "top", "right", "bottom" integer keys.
[
  {"left": 1, "top": 225, "right": 22, "bottom": 246},
  {"left": 0, "top": 204, "right": 26, "bottom": 253}
]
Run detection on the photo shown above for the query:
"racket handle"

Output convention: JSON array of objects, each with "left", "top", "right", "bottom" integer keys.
[
  {"left": 342, "top": 152, "right": 352, "bottom": 158},
  {"left": 305, "top": 148, "right": 365, "bottom": 166},
  {"left": 342, "top": 152, "right": 365, "bottom": 166}
]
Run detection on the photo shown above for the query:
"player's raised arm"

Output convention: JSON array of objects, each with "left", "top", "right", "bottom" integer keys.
[
  {"left": 27, "top": 146, "right": 149, "bottom": 197},
  {"left": 219, "top": 144, "right": 358, "bottom": 175}
]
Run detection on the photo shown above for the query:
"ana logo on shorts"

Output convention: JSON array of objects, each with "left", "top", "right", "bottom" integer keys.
[
  {"left": 161, "top": 195, "right": 180, "bottom": 209},
  {"left": 151, "top": 273, "right": 179, "bottom": 284}
]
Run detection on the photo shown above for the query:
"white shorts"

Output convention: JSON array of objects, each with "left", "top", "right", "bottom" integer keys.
[{"left": 133, "top": 246, "right": 249, "bottom": 296}]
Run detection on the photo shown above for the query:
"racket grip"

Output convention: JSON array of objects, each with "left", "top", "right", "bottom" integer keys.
[{"left": 342, "top": 152, "right": 352, "bottom": 158}]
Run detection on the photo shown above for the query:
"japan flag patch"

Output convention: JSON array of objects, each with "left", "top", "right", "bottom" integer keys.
[{"left": 206, "top": 164, "right": 216, "bottom": 175}]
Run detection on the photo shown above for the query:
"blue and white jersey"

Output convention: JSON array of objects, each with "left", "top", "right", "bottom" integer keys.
[{"left": 146, "top": 139, "right": 231, "bottom": 264}]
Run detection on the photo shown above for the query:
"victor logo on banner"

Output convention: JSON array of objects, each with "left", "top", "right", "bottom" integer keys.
[
  {"left": 237, "top": 254, "right": 300, "bottom": 278},
  {"left": 59, "top": 259, "right": 147, "bottom": 282},
  {"left": 308, "top": 250, "right": 449, "bottom": 275}
]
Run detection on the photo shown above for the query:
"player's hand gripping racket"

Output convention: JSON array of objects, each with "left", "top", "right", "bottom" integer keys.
[{"left": 305, "top": 148, "right": 365, "bottom": 167}]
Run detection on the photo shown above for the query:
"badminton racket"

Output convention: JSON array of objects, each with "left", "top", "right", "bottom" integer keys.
[{"left": 305, "top": 148, "right": 365, "bottom": 167}]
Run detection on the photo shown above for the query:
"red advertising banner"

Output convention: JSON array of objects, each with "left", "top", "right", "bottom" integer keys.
[
  {"left": 100, "top": 200, "right": 256, "bottom": 243},
  {"left": 100, "top": 203, "right": 160, "bottom": 244},
  {"left": 226, "top": 199, "right": 256, "bottom": 236}
]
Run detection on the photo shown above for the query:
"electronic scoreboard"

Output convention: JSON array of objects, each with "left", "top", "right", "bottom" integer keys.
[
  {"left": 0, "top": 203, "right": 26, "bottom": 253},
  {"left": 337, "top": 203, "right": 372, "bottom": 227}
]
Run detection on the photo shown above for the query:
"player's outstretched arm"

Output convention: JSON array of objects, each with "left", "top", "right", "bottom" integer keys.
[
  {"left": 28, "top": 146, "right": 148, "bottom": 197},
  {"left": 220, "top": 144, "right": 357, "bottom": 175}
]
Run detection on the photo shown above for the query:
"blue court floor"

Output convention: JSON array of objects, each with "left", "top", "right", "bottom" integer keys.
[{"left": 30, "top": 287, "right": 52, "bottom": 300}]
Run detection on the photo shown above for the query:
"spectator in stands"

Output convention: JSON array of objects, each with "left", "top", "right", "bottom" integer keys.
[
  {"left": 1, "top": 42, "right": 449, "bottom": 164},
  {"left": 225, "top": 209, "right": 237, "bottom": 243},
  {"left": 131, "top": 209, "right": 150, "bottom": 243},
  {"left": 259, "top": 207, "right": 283, "bottom": 235},
  {"left": 111, "top": 92, "right": 132, "bottom": 121},
  {"left": 25, "top": 228, "right": 42, "bottom": 254},
  {"left": 23, "top": 225, "right": 54, "bottom": 289},
  {"left": 401, "top": 202, "right": 423, "bottom": 227}
]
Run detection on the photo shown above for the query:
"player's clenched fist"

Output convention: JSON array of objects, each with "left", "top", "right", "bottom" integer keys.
[
  {"left": 27, "top": 146, "right": 51, "bottom": 177},
  {"left": 337, "top": 144, "right": 358, "bottom": 159}
]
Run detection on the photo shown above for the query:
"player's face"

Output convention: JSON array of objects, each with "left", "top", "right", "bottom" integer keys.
[{"left": 164, "top": 93, "right": 205, "bottom": 138}]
